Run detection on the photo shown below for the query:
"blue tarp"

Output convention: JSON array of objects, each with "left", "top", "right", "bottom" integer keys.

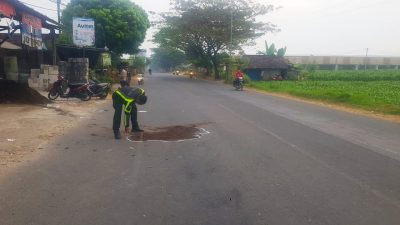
[{"left": 245, "top": 69, "right": 262, "bottom": 80}]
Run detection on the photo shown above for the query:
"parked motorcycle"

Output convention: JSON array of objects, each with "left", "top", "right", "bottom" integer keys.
[
  {"left": 189, "top": 71, "right": 194, "bottom": 79},
  {"left": 48, "top": 75, "right": 91, "bottom": 101},
  {"left": 272, "top": 74, "right": 283, "bottom": 81},
  {"left": 233, "top": 77, "right": 244, "bottom": 91},
  {"left": 88, "top": 78, "right": 111, "bottom": 99}
]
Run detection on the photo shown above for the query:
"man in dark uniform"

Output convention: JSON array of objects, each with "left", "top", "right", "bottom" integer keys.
[{"left": 112, "top": 81, "right": 147, "bottom": 139}]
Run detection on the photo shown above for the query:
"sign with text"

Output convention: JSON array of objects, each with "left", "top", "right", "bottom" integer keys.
[
  {"left": 21, "top": 13, "right": 42, "bottom": 49},
  {"left": 102, "top": 53, "right": 111, "bottom": 67},
  {"left": 73, "top": 17, "right": 95, "bottom": 47}
]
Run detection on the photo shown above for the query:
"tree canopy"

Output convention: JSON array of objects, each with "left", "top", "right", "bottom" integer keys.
[
  {"left": 150, "top": 47, "right": 187, "bottom": 71},
  {"left": 59, "top": 0, "right": 150, "bottom": 55},
  {"left": 153, "top": 0, "right": 278, "bottom": 78}
]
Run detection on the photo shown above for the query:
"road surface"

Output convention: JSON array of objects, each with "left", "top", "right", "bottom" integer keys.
[{"left": 1, "top": 73, "right": 400, "bottom": 225}]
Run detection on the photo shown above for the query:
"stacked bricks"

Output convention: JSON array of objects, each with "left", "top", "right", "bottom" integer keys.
[{"left": 28, "top": 64, "right": 59, "bottom": 91}]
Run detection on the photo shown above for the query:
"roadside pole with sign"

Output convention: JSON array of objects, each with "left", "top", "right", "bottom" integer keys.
[
  {"left": 72, "top": 17, "right": 95, "bottom": 57},
  {"left": 101, "top": 52, "right": 111, "bottom": 77}
]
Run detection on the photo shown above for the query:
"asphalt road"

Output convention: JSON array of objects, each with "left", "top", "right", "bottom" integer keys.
[{"left": 1, "top": 73, "right": 400, "bottom": 225}]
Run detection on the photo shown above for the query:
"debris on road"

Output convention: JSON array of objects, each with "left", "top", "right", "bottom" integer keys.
[{"left": 128, "top": 124, "right": 210, "bottom": 142}]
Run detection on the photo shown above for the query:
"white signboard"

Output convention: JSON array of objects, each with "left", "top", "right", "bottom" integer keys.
[{"left": 73, "top": 17, "right": 95, "bottom": 47}]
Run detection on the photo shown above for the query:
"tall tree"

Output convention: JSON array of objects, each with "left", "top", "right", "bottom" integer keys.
[
  {"left": 59, "top": 0, "right": 150, "bottom": 55},
  {"left": 153, "top": 0, "right": 278, "bottom": 79},
  {"left": 151, "top": 47, "right": 187, "bottom": 71}
]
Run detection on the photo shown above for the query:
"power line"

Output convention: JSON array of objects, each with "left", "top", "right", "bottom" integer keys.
[
  {"left": 48, "top": 0, "right": 68, "bottom": 7},
  {"left": 19, "top": 1, "right": 58, "bottom": 11}
]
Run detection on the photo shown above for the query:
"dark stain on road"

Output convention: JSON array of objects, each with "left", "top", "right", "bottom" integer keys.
[{"left": 128, "top": 124, "right": 210, "bottom": 142}]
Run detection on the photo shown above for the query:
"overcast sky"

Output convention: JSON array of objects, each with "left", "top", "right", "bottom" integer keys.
[{"left": 23, "top": 0, "right": 400, "bottom": 56}]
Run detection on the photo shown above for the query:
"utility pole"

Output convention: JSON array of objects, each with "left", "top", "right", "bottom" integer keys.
[
  {"left": 50, "top": 0, "right": 62, "bottom": 24},
  {"left": 228, "top": 5, "right": 233, "bottom": 81},
  {"left": 230, "top": 7, "right": 233, "bottom": 53},
  {"left": 364, "top": 48, "right": 369, "bottom": 70},
  {"left": 57, "top": 0, "right": 61, "bottom": 24},
  {"left": 49, "top": 0, "right": 62, "bottom": 65}
]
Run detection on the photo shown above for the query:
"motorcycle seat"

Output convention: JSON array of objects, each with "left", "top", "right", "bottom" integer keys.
[
  {"left": 97, "top": 83, "right": 109, "bottom": 87},
  {"left": 69, "top": 83, "right": 87, "bottom": 87}
]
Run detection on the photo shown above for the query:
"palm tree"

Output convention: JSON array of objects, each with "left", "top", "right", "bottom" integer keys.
[{"left": 258, "top": 41, "right": 287, "bottom": 57}]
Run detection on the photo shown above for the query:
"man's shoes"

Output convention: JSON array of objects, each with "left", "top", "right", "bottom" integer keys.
[
  {"left": 114, "top": 131, "right": 122, "bottom": 139},
  {"left": 131, "top": 128, "right": 144, "bottom": 133}
]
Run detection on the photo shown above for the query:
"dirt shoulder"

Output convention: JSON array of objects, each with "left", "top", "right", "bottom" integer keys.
[{"left": 0, "top": 97, "right": 110, "bottom": 171}]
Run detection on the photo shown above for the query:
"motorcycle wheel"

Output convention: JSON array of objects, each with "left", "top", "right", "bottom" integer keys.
[
  {"left": 99, "top": 87, "right": 110, "bottom": 100},
  {"left": 100, "top": 92, "right": 108, "bottom": 100},
  {"left": 80, "top": 91, "right": 92, "bottom": 101},
  {"left": 48, "top": 88, "right": 59, "bottom": 100}
]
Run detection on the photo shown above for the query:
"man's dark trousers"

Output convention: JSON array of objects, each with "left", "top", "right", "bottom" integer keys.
[{"left": 112, "top": 94, "right": 139, "bottom": 133}]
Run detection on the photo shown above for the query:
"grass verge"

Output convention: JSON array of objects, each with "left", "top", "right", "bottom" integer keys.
[{"left": 247, "top": 71, "right": 400, "bottom": 115}]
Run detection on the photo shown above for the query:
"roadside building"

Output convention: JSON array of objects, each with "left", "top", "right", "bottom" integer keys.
[
  {"left": 243, "top": 55, "right": 293, "bottom": 80},
  {"left": 0, "top": 0, "right": 59, "bottom": 87},
  {"left": 285, "top": 55, "right": 400, "bottom": 70}
]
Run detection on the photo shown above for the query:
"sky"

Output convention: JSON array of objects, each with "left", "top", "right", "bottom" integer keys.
[{"left": 20, "top": 0, "right": 400, "bottom": 57}]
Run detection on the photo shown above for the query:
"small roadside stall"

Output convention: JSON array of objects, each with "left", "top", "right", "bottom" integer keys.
[{"left": 243, "top": 55, "right": 294, "bottom": 80}]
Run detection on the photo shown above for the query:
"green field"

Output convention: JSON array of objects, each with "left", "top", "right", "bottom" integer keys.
[{"left": 248, "top": 70, "right": 400, "bottom": 115}]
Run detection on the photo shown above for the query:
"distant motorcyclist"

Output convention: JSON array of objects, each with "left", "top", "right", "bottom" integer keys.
[
  {"left": 233, "top": 69, "right": 244, "bottom": 86},
  {"left": 112, "top": 81, "right": 147, "bottom": 139}
]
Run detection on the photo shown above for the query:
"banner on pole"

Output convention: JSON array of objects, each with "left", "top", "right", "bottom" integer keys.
[
  {"left": 102, "top": 53, "right": 111, "bottom": 67},
  {"left": 73, "top": 17, "right": 95, "bottom": 47},
  {"left": 21, "top": 13, "right": 42, "bottom": 49}
]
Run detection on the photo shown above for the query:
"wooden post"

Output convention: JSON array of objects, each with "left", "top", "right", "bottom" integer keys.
[{"left": 51, "top": 29, "right": 56, "bottom": 65}]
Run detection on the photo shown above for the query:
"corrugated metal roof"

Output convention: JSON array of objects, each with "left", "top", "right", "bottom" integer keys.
[
  {"left": 4, "top": 0, "right": 59, "bottom": 29},
  {"left": 0, "top": 39, "right": 21, "bottom": 49},
  {"left": 244, "top": 55, "right": 291, "bottom": 69}
]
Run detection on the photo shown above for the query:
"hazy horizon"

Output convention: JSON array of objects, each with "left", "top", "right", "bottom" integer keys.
[{"left": 21, "top": 0, "right": 400, "bottom": 57}]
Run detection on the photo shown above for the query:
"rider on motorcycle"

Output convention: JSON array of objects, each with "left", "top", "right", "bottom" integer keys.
[{"left": 233, "top": 69, "right": 244, "bottom": 86}]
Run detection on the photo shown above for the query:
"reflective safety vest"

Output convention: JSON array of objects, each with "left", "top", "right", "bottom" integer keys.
[
  {"left": 114, "top": 88, "right": 145, "bottom": 113},
  {"left": 114, "top": 89, "right": 134, "bottom": 113}
]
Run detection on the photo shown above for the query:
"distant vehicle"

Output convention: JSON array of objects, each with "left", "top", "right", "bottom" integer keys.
[
  {"left": 173, "top": 70, "right": 180, "bottom": 75},
  {"left": 137, "top": 74, "right": 144, "bottom": 85},
  {"left": 189, "top": 71, "right": 195, "bottom": 79}
]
